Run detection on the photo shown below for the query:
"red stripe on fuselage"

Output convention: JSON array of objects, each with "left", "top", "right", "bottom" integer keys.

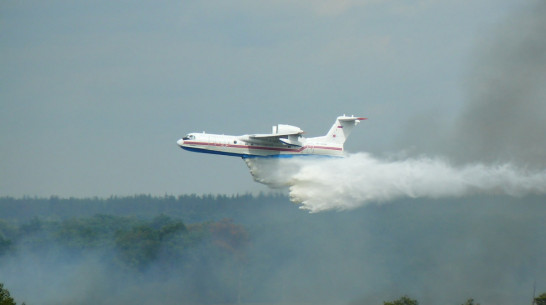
[{"left": 183, "top": 141, "right": 342, "bottom": 152}]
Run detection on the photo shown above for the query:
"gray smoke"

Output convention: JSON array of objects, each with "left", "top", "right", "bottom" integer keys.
[
  {"left": 403, "top": 1, "right": 546, "bottom": 167},
  {"left": 2, "top": 196, "right": 545, "bottom": 305},
  {"left": 452, "top": 1, "right": 546, "bottom": 167}
]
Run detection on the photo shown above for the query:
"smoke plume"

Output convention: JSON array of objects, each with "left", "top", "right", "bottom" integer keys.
[
  {"left": 449, "top": 1, "right": 546, "bottom": 167},
  {"left": 401, "top": 1, "right": 546, "bottom": 167},
  {"left": 246, "top": 154, "right": 546, "bottom": 212},
  {"left": 248, "top": 2, "right": 546, "bottom": 212}
]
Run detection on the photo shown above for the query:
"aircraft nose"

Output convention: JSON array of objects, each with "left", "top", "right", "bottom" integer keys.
[{"left": 177, "top": 139, "right": 184, "bottom": 146}]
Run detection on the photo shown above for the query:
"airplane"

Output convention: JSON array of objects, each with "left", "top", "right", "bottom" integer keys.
[{"left": 176, "top": 115, "right": 366, "bottom": 158}]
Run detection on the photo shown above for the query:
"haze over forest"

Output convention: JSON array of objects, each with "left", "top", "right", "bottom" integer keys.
[{"left": 1, "top": 194, "right": 545, "bottom": 305}]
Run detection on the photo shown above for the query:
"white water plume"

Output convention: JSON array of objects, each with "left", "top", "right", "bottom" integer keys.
[{"left": 246, "top": 153, "right": 546, "bottom": 212}]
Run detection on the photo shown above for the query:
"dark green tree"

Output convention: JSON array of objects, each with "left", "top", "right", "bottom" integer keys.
[
  {"left": 0, "top": 233, "right": 11, "bottom": 256},
  {"left": 115, "top": 225, "right": 161, "bottom": 270},
  {"left": 0, "top": 283, "right": 16, "bottom": 305},
  {"left": 383, "top": 295, "right": 418, "bottom": 305},
  {"left": 535, "top": 293, "right": 546, "bottom": 305}
]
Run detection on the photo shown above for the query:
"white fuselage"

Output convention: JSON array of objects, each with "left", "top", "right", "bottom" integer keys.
[
  {"left": 177, "top": 133, "right": 344, "bottom": 158},
  {"left": 177, "top": 115, "right": 365, "bottom": 159}
]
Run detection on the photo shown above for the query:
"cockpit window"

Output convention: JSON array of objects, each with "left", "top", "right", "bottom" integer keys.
[{"left": 182, "top": 135, "right": 195, "bottom": 140}]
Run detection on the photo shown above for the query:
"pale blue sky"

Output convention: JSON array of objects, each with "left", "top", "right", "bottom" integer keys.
[{"left": 0, "top": 0, "right": 536, "bottom": 197}]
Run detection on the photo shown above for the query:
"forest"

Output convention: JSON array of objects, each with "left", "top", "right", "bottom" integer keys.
[{"left": 0, "top": 194, "right": 545, "bottom": 305}]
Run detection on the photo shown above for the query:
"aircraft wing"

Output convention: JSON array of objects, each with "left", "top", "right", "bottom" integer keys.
[
  {"left": 249, "top": 132, "right": 296, "bottom": 139},
  {"left": 246, "top": 124, "right": 304, "bottom": 146},
  {"left": 247, "top": 133, "right": 303, "bottom": 146}
]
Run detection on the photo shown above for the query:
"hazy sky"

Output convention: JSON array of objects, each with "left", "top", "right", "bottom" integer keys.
[{"left": 1, "top": 0, "right": 541, "bottom": 197}]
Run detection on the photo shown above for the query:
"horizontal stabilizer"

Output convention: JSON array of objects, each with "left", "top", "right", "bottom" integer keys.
[
  {"left": 339, "top": 117, "right": 367, "bottom": 122},
  {"left": 317, "top": 115, "right": 366, "bottom": 145}
]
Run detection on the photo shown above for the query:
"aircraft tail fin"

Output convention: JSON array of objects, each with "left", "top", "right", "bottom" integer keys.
[{"left": 323, "top": 115, "right": 366, "bottom": 144}]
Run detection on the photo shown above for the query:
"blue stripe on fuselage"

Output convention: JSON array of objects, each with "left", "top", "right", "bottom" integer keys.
[
  {"left": 180, "top": 146, "right": 249, "bottom": 157},
  {"left": 179, "top": 146, "right": 341, "bottom": 159}
]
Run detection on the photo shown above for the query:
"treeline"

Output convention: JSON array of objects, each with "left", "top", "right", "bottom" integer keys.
[
  {"left": 0, "top": 194, "right": 297, "bottom": 304},
  {"left": 381, "top": 295, "right": 546, "bottom": 305},
  {"left": 0, "top": 214, "right": 248, "bottom": 268},
  {"left": 3, "top": 281, "right": 545, "bottom": 305},
  {"left": 0, "top": 194, "right": 287, "bottom": 223},
  {"left": 0, "top": 214, "right": 249, "bottom": 303}
]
